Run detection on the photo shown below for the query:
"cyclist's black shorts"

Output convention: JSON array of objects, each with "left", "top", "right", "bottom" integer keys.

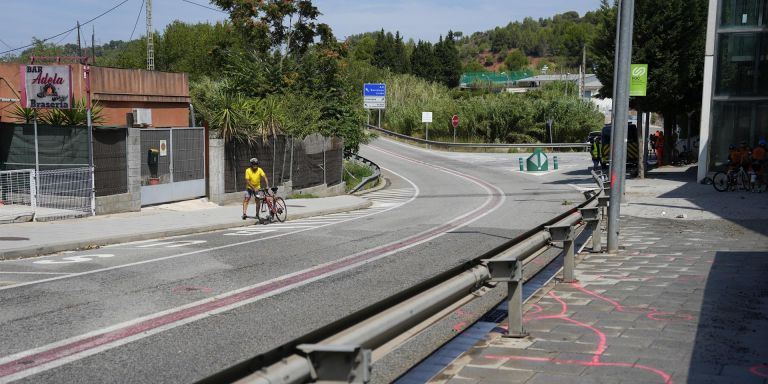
[{"left": 244, "top": 188, "right": 264, "bottom": 200}]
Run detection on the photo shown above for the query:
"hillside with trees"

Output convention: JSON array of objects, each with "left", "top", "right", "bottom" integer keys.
[{"left": 457, "top": 11, "right": 600, "bottom": 73}]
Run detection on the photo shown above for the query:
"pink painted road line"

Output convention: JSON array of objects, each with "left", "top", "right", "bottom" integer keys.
[{"left": 0, "top": 147, "right": 504, "bottom": 380}]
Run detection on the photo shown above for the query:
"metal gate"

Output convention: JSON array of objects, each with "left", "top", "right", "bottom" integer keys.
[{"left": 140, "top": 128, "right": 205, "bottom": 206}]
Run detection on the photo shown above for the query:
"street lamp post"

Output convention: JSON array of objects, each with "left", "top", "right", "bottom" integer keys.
[{"left": 547, "top": 118, "right": 554, "bottom": 143}]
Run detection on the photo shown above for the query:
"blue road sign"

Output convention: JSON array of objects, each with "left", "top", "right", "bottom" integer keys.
[{"left": 364, "top": 83, "right": 386, "bottom": 97}]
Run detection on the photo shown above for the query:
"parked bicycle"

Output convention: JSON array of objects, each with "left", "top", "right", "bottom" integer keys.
[
  {"left": 712, "top": 166, "right": 751, "bottom": 192},
  {"left": 245, "top": 187, "right": 288, "bottom": 224}
]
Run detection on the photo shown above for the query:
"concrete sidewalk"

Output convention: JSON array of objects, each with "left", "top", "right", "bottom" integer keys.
[
  {"left": 0, "top": 195, "right": 371, "bottom": 260},
  {"left": 431, "top": 166, "right": 768, "bottom": 384}
]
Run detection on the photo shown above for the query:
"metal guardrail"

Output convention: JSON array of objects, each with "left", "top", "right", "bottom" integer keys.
[
  {"left": 367, "top": 124, "right": 591, "bottom": 150},
  {"left": 205, "top": 173, "right": 607, "bottom": 384},
  {"left": 345, "top": 152, "right": 381, "bottom": 194}
]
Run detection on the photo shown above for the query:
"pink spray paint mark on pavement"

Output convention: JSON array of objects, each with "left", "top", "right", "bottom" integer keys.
[
  {"left": 750, "top": 364, "right": 768, "bottom": 379},
  {"left": 482, "top": 281, "right": 701, "bottom": 384},
  {"left": 571, "top": 282, "right": 694, "bottom": 322},
  {"left": 453, "top": 322, "right": 468, "bottom": 332}
]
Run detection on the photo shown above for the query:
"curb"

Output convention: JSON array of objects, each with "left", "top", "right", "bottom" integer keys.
[
  {"left": 353, "top": 176, "right": 389, "bottom": 196},
  {"left": 0, "top": 200, "right": 373, "bottom": 261}
]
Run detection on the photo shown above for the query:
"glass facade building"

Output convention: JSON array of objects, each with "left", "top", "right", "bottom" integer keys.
[{"left": 703, "top": 0, "right": 768, "bottom": 175}]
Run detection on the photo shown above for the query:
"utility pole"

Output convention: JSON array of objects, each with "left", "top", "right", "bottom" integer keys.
[
  {"left": 91, "top": 26, "right": 96, "bottom": 66},
  {"left": 146, "top": 0, "right": 154, "bottom": 70},
  {"left": 581, "top": 45, "right": 587, "bottom": 99},
  {"left": 76, "top": 21, "right": 83, "bottom": 57},
  {"left": 607, "top": 0, "right": 635, "bottom": 253}
]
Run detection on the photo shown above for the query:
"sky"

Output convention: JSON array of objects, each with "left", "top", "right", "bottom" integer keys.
[{"left": 0, "top": 0, "right": 604, "bottom": 54}]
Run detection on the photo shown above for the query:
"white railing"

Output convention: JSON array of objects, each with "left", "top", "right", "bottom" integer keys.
[{"left": 0, "top": 167, "right": 93, "bottom": 222}]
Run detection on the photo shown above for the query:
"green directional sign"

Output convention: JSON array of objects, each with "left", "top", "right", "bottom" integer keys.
[{"left": 630, "top": 64, "right": 648, "bottom": 97}]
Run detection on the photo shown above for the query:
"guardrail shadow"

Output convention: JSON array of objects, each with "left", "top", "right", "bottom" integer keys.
[{"left": 688, "top": 250, "right": 768, "bottom": 383}]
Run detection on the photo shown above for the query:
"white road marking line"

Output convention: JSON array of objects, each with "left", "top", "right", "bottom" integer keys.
[
  {"left": 224, "top": 230, "right": 278, "bottom": 236},
  {"left": 33, "top": 254, "right": 116, "bottom": 265},
  {"left": 164, "top": 240, "right": 207, "bottom": 248},
  {"left": 137, "top": 241, "right": 178, "bottom": 248},
  {"left": 0, "top": 149, "right": 506, "bottom": 382},
  {"left": 0, "top": 168, "right": 418, "bottom": 292}
]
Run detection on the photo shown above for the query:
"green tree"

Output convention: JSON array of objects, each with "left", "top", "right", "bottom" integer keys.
[
  {"left": 211, "top": 0, "right": 327, "bottom": 56},
  {"left": 435, "top": 31, "right": 462, "bottom": 88},
  {"left": 504, "top": 49, "right": 529, "bottom": 71},
  {"left": 591, "top": 0, "right": 707, "bottom": 162},
  {"left": 410, "top": 40, "right": 438, "bottom": 82}
]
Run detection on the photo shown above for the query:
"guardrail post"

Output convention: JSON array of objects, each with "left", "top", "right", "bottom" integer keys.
[
  {"left": 488, "top": 259, "right": 527, "bottom": 338},
  {"left": 546, "top": 225, "right": 577, "bottom": 283},
  {"left": 579, "top": 207, "right": 602, "bottom": 253},
  {"left": 598, "top": 196, "right": 610, "bottom": 224},
  {"left": 297, "top": 344, "right": 371, "bottom": 383}
]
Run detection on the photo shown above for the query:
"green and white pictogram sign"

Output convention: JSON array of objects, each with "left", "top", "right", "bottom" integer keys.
[{"left": 630, "top": 64, "right": 648, "bottom": 97}]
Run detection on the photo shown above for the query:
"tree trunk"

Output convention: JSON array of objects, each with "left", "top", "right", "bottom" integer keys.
[{"left": 662, "top": 112, "right": 675, "bottom": 166}]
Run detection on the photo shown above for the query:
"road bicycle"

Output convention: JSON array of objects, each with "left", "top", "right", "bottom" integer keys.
[
  {"left": 245, "top": 187, "right": 287, "bottom": 224},
  {"left": 712, "top": 166, "right": 751, "bottom": 192}
]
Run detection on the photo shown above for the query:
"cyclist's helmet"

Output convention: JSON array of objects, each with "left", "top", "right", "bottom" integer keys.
[
  {"left": 729, "top": 144, "right": 735, "bottom": 150},
  {"left": 759, "top": 138, "right": 767, "bottom": 146},
  {"left": 249, "top": 157, "right": 259, "bottom": 166}
]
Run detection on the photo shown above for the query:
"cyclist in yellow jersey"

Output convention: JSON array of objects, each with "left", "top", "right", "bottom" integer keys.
[{"left": 242, "top": 157, "right": 271, "bottom": 220}]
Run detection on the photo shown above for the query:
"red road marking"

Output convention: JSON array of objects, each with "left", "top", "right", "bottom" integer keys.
[{"left": 0, "top": 146, "right": 505, "bottom": 380}]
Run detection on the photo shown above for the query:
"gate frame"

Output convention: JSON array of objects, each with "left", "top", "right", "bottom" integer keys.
[{"left": 140, "top": 127, "right": 206, "bottom": 206}]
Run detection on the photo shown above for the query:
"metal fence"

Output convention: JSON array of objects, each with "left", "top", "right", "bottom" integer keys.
[
  {"left": 0, "top": 167, "right": 93, "bottom": 222},
  {"left": 224, "top": 134, "right": 343, "bottom": 193},
  {"left": 93, "top": 129, "right": 128, "bottom": 197}
]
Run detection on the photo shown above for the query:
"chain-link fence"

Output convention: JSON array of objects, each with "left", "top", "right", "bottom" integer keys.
[{"left": 224, "top": 134, "right": 343, "bottom": 193}]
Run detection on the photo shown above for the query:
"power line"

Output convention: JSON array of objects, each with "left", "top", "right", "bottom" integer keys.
[
  {"left": 0, "top": 38, "right": 13, "bottom": 50},
  {"left": 180, "top": 0, "right": 227, "bottom": 14},
  {"left": 0, "top": 0, "right": 130, "bottom": 55},
  {"left": 130, "top": 0, "right": 146, "bottom": 41}
]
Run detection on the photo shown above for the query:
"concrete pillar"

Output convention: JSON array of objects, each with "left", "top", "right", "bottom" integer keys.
[
  {"left": 208, "top": 138, "right": 226, "bottom": 204},
  {"left": 126, "top": 127, "right": 141, "bottom": 211}
]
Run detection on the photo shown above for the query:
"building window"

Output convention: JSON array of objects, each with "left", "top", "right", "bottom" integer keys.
[
  {"left": 710, "top": 101, "right": 768, "bottom": 167},
  {"left": 720, "top": 0, "right": 764, "bottom": 27},
  {"left": 715, "top": 33, "right": 768, "bottom": 96}
]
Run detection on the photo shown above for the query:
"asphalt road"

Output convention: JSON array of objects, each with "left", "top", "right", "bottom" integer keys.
[{"left": 0, "top": 138, "right": 593, "bottom": 383}]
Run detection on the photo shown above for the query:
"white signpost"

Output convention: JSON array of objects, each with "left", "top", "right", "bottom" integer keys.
[
  {"left": 21, "top": 65, "right": 75, "bottom": 221},
  {"left": 422, "top": 112, "right": 433, "bottom": 144}
]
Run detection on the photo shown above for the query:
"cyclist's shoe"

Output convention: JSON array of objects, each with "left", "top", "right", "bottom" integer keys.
[{"left": 242, "top": 214, "right": 247, "bottom": 220}]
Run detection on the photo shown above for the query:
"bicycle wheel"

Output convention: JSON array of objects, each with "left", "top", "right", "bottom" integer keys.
[
  {"left": 273, "top": 197, "right": 288, "bottom": 222},
  {"left": 712, "top": 172, "right": 729, "bottom": 192}
]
